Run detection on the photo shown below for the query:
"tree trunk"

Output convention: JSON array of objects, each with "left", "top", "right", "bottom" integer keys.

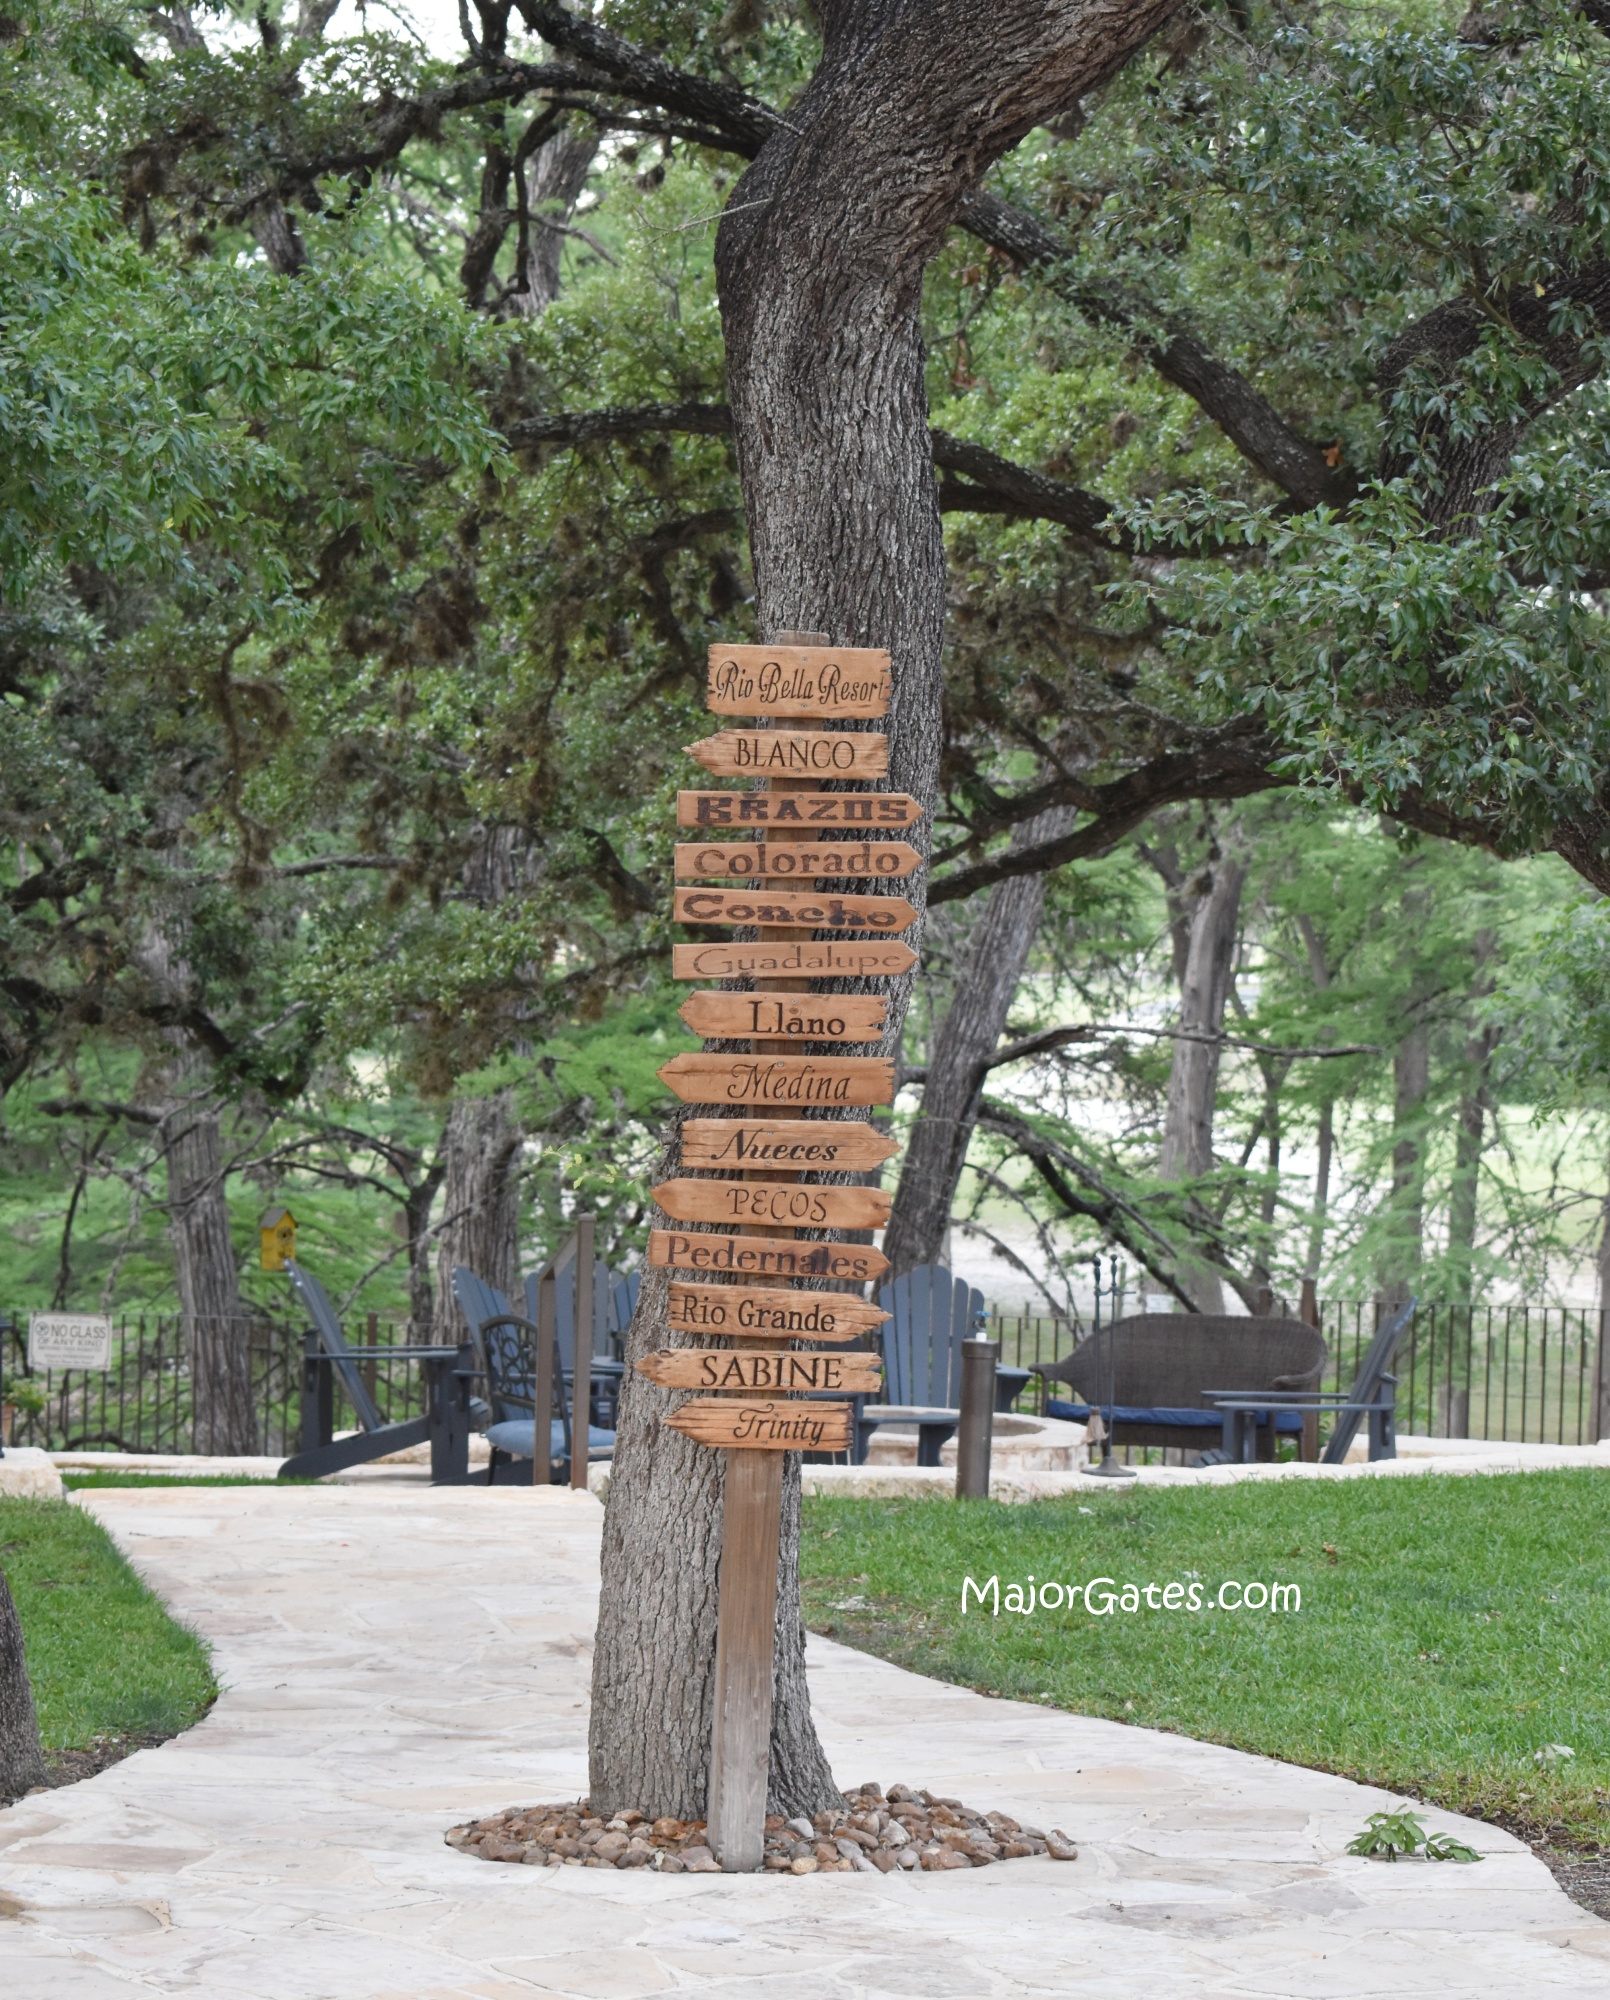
[
  {"left": 161, "top": 1088, "right": 256, "bottom": 1455},
  {"left": 883, "top": 804, "right": 1075, "bottom": 1276},
  {"left": 432, "top": 1091, "right": 523, "bottom": 1341},
  {"left": 0, "top": 1567, "right": 48, "bottom": 1801},
  {"left": 1295, "top": 913, "right": 1334, "bottom": 1323},
  {"left": 1379, "top": 1016, "right": 1430, "bottom": 1309},
  {"left": 589, "top": 0, "right": 1184, "bottom": 1822},
  {"left": 1157, "top": 848, "right": 1246, "bottom": 1310},
  {"left": 1596, "top": 1162, "right": 1610, "bottom": 1446},
  {"left": 511, "top": 123, "right": 598, "bottom": 316},
  {"left": 1447, "top": 931, "right": 1498, "bottom": 1313}
]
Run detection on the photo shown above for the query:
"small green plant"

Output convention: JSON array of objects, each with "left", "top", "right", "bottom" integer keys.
[
  {"left": 3, "top": 1378, "right": 47, "bottom": 1419},
  {"left": 1346, "top": 1810, "right": 1480, "bottom": 1863}
]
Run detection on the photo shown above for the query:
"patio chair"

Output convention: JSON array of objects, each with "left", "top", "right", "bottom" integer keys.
[
  {"left": 530, "top": 1259, "right": 632, "bottom": 1431},
  {"left": 452, "top": 1268, "right": 615, "bottom": 1483},
  {"left": 279, "top": 1260, "right": 472, "bottom": 1482},
  {"left": 1203, "top": 1297, "right": 1416, "bottom": 1465},
  {"left": 1033, "top": 1314, "right": 1329, "bottom": 1461},
  {"left": 852, "top": 1265, "right": 987, "bottom": 1466}
]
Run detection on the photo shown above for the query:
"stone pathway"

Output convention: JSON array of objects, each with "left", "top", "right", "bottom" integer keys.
[{"left": 0, "top": 1484, "right": 1604, "bottom": 1998}]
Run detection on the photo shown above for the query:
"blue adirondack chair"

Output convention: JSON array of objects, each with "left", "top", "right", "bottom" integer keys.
[
  {"left": 851, "top": 1264, "right": 987, "bottom": 1466},
  {"left": 528, "top": 1260, "right": 634, "bottom": 1429},
  {"left": 452, "top": 1267, "right": 615, "bottom": 1483}
]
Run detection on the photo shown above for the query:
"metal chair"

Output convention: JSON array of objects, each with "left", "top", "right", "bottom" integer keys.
[
  {"left": 452, "top": 1267, "right": 615, "bottom": 1483},
  {"left": 852, "top": 1265, "right": 986, "bottom": 1466},
  {"left": 1204, "top": 1298, "right": 1415, "bottom": 1464}
]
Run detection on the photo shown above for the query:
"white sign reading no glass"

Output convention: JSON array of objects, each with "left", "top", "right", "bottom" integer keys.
[{"left": 28, "top": 1313, "right": 114, "bottom": 1372}]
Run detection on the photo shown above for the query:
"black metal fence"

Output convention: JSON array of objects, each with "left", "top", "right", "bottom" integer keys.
[
  {"left": 1, "top": 1313, "right": 423, "bottom": 1457},
  {"left": 990, "top": 1298, "right": 1605, "bottom": 1445}
]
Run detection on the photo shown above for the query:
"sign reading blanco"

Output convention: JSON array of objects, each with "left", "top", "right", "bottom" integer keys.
[{"left": 28, "top": 1312, "right": 114, "bottom": 1372}]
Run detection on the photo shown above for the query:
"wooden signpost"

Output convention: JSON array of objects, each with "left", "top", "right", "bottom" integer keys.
[
  {"left": 672, "top": 886, "right": 917, "bottom": 931},
  {"left": 677, "top": 992, "right": 887, "bottom": 1042},
  {"left": 656, "top": 632, "right": 917, "bottom": 1873},
  {"left": 684, "top": 729, "right": 889, "bottom": 779},
  {"left": 667, "top": 1281, "right": 888, "bottom": 1340},
  {"left": 651, "top": 1177, "right": 892, "bottom": 1230},
  {"left": 677, "top": 790, "right": 921, "bottom": 828},
  {"left": 674, "top": 839, "right": 921, "bottom": 881}
]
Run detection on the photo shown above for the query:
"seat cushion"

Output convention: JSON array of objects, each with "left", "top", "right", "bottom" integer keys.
[
  {"left": 1047, "top": 1399, "right": 1303, "bottom": 1433},
  {"left": 486, "top": 1420, "right": 617, "bottom": 1459}
]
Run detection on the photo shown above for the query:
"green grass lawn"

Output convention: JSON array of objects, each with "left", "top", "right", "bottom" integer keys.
[
  {"left": 0, "top": 1498, "right": 216, "bottom": 1771},
  {"left": 801, "top": 1470, "right": 1610, "bottom": 1848}
]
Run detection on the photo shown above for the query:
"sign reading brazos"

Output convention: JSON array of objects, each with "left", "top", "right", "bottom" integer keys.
[{"left": 648, "top": 637, "right": 910, "bottom": 1451}]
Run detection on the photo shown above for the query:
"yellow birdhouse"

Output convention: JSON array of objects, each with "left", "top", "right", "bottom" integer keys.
[{"left": 259, "top": 1208, "right": 297, "bottom": 1272}]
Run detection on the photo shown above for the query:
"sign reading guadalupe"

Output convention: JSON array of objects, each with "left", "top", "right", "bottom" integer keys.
[{"left": 671, "top": 939, "right": 916, "bottom": 980}]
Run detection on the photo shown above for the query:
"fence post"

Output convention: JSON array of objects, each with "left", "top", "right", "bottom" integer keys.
[
  {"left": 571, "top": 1216, "right": 595, "bottom": 1491},
  {"left": 955, "top": 1338, "right": 997, "bottom": 1499},
  {"left": 1595, "top": 1304, "right": 1609, "bottom": 1447}
]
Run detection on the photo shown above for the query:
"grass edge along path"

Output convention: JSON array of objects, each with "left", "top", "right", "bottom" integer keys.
[
  {"left": 800, "top": 1470, "right": 1610, "bottom": 1856},
  {"left": 0, "top": 1496, "right": 216, "bottom": 1793}
]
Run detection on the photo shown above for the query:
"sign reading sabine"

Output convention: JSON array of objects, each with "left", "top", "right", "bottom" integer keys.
[{"left": 637, "top": 1349, "right": 883, "bottom": 1394}]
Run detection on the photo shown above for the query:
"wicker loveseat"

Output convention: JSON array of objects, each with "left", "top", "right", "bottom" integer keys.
[{"left": 1033, "top": 1313, "right": 1329, "bottom": 1460}]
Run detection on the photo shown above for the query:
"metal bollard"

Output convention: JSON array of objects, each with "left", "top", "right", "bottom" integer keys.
[{"left": 955, "top": 1338, "right": 998, "bottom": 1499}]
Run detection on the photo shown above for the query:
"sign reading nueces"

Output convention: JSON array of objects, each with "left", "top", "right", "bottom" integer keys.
[
  {"left": 637, "top": 1349, "right": 883, "bottom": 1394},
  {"left": 677, "top": 992, "right": 888, "bottom": 1043},
  {"left": 705, "top": 644, "right": 890, "bottom": 719},
  {"left": 665, "top": 1397, "right": 855, "bottom": 1454},
  {"left": 678, "top": 1118, "right": 899, "bottom": 1171},
  {"left": 668, "top": 1281, "right": 888, "bottom": 1340}
]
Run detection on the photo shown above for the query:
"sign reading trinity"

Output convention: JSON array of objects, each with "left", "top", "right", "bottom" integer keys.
[{"left": 653, "top": 634, "right": 916, "bottom": 1875}]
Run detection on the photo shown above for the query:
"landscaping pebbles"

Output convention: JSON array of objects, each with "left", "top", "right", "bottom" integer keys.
[{"left": 446, "top": 1782, "right": 1077, "bottom": 1873}]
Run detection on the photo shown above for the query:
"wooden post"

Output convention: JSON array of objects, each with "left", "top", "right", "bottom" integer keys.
[
  {"left": 534, "top": 1268, "right": 556, "bottom": 1486},
  {"left": 707, "top": 630, "right": 827, "bottom": 1871},
  {"left": 955, "top": 1337, "right": 997, "bottom": 1499},
  {"left": 571, "top": 1217, "right": 595, "bottom": 1491}
]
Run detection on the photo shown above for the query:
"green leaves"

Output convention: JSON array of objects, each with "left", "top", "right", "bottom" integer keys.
[{"left": 1347, "top": 1809, "right": 1481, "bottom": 1863}]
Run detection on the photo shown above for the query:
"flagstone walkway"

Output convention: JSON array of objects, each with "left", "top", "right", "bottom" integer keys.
[{"left": 1, "top": 1484, "right": 1605, "bottom": 1998}]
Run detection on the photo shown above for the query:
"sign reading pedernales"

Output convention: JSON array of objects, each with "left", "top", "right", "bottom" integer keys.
[{"left": 649, "top": 634, "right": 915, "bottom": 1874}]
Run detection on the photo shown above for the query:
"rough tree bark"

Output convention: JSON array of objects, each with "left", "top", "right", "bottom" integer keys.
[
  {"left": 1447, "top": 932, "right": 1498, "bottom": 1313},
  {"left": 0, "top": 1567, "right": 48, "bottom": 1801},
  {"left": 432, "top": 1091, "right": 523, "bottom": 1342},
  {"left": 161, "top": 1083, "right": 257, "bottom": 1455},
  {"left": 1379, "top": 1017, "right": 1430, "bottom": 1310},
  {"left": 510, "top": 121, "right": 598, "bottom": 316},
  {"left": 1153, "top": 840, "right": 1246, "bottom": 1312},
  {"left": 883, "top": 804, "right": 1075, "bottom": 1276},
  {"left": 1596, "top": 1160, "right": 1610, "bottom": 1446},
  {"left": 588, "top": 0, "right": 1185, "bottom": 1821}
]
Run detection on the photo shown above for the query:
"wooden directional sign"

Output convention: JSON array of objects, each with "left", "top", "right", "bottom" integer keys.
[
  {"left": 678, "top": 791, "right": 922, "bottom": 830},
  {"left": 665, "top": 1398, "right": 855, "bottom": 1454},
  {"left": 653, "top": 1178, "right": 892, "bottom": 1231},
  {"left": 669, "top": 1281, "right": 889, "bottom": 1342},
  {"left": 680, "top": 1119, "right": 899, "bottom": 1172},
  {"left": 649, "top": 1229, "right": 890, "bottom": 1284},
  {"left": 686, "top": 730, "right": 889, "bottom": 780},
  {"left": 707, "top": 644, "right": 890, "bottom": 720},
  {"left": 674, "top": 840, "right": 921, "bottom": 882},
  {"left": 658, "top": 1053, "right": 894, "bottom": 1108},
  {"left": 678, "top": 993, "right": 887, "bottom": 1043},
  {"left": 673, "top": 939, "right": 916, "bottom": 981},
  {"left": 673, "top": 887, "right": 916, "bottom": 933},
  {"left": 638, "top": 1349, "right": 884, "bottom": 1394}
]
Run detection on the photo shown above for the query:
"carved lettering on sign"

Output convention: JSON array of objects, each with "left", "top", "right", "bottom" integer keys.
[
  {"left": 674, "top": 841, "right": 921, "bottom": 882},
  {"left": 677, "top": 993, "right": 887, "bottom": 1043},
  {"left": 679, "top": 1119, "right": 899, "bottom": 1171},
  {"left": 637, "top": 1349, "right": 884, "bottom": 1394},
  {"left": 672, "top": 888, "right": 916, "bottom": 933},
  {"left": 663, "top": 1397, "right": 855, "bottom": 1453},
  {"left": 672, "top": 940, "right": 917, "bottom": 980},
  {"left": 668, "top": 1282, "right": 888, "bottom": 1341},
  {"left": 648, "top": 1229, "right": 890, "bottom": 1283},
  {"left": 685, "top": 731, "right": 889, "bottom": 779},
  {"left": 677, "top": 791, "right": 922, "bottom": 829},
  {"left": 706, "top": 645, "right": 891, "bottom": 719},
  {"left": 658, "top": 1054, "right": 894, "bottom": 1107},
  {"left": 653, "top": 1177, "right": 892, "bottom": 1231}
]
